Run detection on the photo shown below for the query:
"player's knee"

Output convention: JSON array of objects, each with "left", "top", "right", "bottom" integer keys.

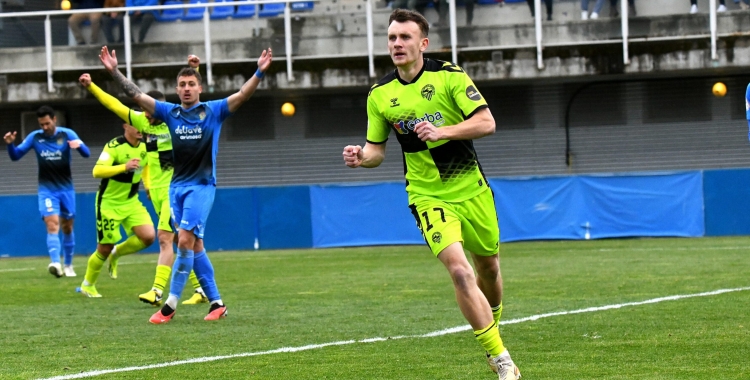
[
  {"left": 157, "top": 232, "right": 173, "bottom": 248},
  {"left": 137, "top": 229, "right": 156, "bottom": 247},
  {"left": 448, "top": 266, "right": 475, "bottom": 291},
  {"left": 475, "top": 262, "right": 499, "bottom": 281},
  {"left": 61, "top": 220, "right": 74, "bottom": 234},
  {"left": 44, "top": 217, "right": 60, "bottom": 233}
]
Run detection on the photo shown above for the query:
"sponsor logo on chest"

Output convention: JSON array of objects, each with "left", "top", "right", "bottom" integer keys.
[
  {"left": 40, "top": 150, "right": 63, "bottom": 160},
  {"left": 174, "top": 125, "right": 203, "bottom": 140},
  {"left": 392, "top": 111, "right": 445, "bottom": 135}
]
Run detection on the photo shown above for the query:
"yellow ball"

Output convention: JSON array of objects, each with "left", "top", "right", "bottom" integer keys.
[
  {"left": 281, "top": 102, "right": 295, "bottom": 117},
  {"left": 712, "top": 82, "right": 727, "bottom": 97},
  {"left": 61, "top": 0, "right": 71, "bottom": 10}
]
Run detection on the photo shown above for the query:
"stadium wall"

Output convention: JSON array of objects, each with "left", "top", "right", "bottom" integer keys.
[{"left": 2, "top": 168, "right": 749, "bottom": 258}]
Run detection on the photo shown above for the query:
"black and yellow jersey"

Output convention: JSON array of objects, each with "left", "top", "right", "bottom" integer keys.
[
  {"left": 366, "top": 58, "right": 490, "bottom": 202},
  {"left": 95, "top": 136, "right": 147, "bottom": 205}
]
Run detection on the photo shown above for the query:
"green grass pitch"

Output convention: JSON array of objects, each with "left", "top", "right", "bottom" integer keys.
[{"left": 1, "top": 237, "right": 749, "bottom": 379}]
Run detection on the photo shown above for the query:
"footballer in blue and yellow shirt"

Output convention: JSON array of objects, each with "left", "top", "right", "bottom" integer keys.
[
  {"left": 152, "top": 97, "right": 231, "bottom": 237},
  {"left": 4, "top": 106, "right": 90, "bottom": 275},
  {"left": 6, "top": 114, "right": 90, "bottom": 217}
]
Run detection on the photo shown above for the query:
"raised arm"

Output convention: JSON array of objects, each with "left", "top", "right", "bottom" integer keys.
[
  {"left": 99, "top": 46, "right": 156, "bottom": 115},
  {"left": 226, "top": 48, "right": 273, "bottom": 113},
  {"left": 79, "top": 73, "right": 131, "bottom": 123}
]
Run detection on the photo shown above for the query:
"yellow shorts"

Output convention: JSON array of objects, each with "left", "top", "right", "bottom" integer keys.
[
  {"left": 149, "top": 186, "right": 176, "bottom": 233},
  {"left": 96, "top": 199, "right": 153, "bottom": 244},
  {"left": 408, "top": 189, "right": 500, "bottom": 257}
]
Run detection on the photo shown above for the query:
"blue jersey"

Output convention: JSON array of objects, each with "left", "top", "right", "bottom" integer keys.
[
  {"left": 7, "top": 127, "right": 90, "bottom": 192},
  {"left": 153, "top": 99, "right": 231, "bottom": 187}
]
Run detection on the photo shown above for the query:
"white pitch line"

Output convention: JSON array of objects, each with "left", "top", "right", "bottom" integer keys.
[
  {"left": 38, "top": 286, "right": 750, "bottom": 380},
  {"left": 0, "top": 267, "right": 35, "bottom": 272}
]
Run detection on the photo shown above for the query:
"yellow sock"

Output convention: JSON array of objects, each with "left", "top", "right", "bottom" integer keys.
[
  {"left": 114, "top": 235, "right": 148, "bottom": 258},
  {"left": 492, "top": 302, "right": 503, "bottom": 325},
  {"left": 189, "top": 271, "right": 202, "bottom": 290},
  {"left": 83, "top": 251, "right": 106, "bottom": 286},
  {"left": 475, "top": 320, "right": 505, "bottom": 357},
  {"left": 153, "top": 264, "right": 171, "bottom": 292}
]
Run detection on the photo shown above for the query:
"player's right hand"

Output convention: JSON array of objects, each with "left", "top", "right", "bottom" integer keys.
[
  {"left": 3, "top": 131, "right": 17, "bottom": 144},
  {"left": 125, "top": 158, "right": 141, "bottom": 172},
  {"left": 99, "top": 46, "right": 118, "bottom": 72},
  {"left": 343, "top": 145, "right": 363, "bottom": 168},
  {"left": 79, "top": 73, "right": 92, "bottom": 88}
]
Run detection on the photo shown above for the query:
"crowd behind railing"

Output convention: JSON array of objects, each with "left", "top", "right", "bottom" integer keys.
[
  {"left": 0, "top": 0, "right": 747, "bottom": 92},
  {"left": 4, "top": 0, "right": 748, "bottom": 47}
]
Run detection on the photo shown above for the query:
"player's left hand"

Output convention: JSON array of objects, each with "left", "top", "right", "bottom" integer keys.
[
  {"left": 414, "top": 121, "right": 442, "bottom": 142},
  {"left": 257, "top": 48, "right": 272, "bottom": 73},
  {"left": 68, "top": 139, "right": 82, "bottom": 149},
  {"left": 187, "top": 55, "right": 200, "bottom": 69}
]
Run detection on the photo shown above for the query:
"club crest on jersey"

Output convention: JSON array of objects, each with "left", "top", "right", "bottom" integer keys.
[
  {"left": 199, "top": 111, "right": 206, "bottom": 120},
  {"left": 140, "top": 151, "right": 147, "bottom": 159},
  {"left": 57, "top": 137, "right": 64, "bottom": 146},
  {"left": 390, "top": 98, "right": 400, "bottom": 107},
  {"left": 421, "top": 84, "right": 435, "bottom": 101}
]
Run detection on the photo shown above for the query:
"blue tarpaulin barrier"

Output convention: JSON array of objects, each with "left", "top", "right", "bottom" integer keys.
[
  {"left": 0, "top": 169, "right": 739, "bottom": 258},
  {"left": 309, "top": 182, "right": 423, "bottom": 248},
  {"left": 491, "top": 171, "right": 705, "bottom": 242}
]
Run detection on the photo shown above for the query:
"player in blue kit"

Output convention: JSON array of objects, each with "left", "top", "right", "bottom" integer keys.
[
  {"left": 98, "top": 45, "right": 272, "bottom": 323},
  {"left": 4, "top": 106, "right": 91, "bottom": 277}
]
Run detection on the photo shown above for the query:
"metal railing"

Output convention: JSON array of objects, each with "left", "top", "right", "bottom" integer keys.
[{"left": 0, "top": 0, "right": 723, "bottom": 92}]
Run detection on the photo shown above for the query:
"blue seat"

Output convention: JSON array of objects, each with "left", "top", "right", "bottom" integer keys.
[
  {"left": 157, "top": 0, "right": 185, "bottom": 22},
  {"left": 234, "top": 2, "right": 256, "bottom": 17},
  {"left": 184, "top": 0, "right": 208, "bottom": 20},
  {"left": 258, "top": 2, "right": 284, "bottom": 17},
  {"left": 211, "top": 0, "right": 235, "bottom": 19},
  {"left": 290, "top": 1, "right": 313, "bottom": 11}
]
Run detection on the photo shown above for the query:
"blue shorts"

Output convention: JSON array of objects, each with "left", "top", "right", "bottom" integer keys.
[
  {"left": 170, "top": 184, "right": 215, "bottom": 239},
  {"left": 38, "top": 189, "right": 76, "bottom": 219}
]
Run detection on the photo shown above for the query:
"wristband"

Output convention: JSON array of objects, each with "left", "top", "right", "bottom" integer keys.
[{"left": 255, "top": 69, "right": 265, "bottom": 79}]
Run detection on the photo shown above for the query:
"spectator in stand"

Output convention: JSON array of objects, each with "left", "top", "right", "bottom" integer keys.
[
  {"left": 435, "top": 0, "right": 476, "bottom": 26},
  {"left": 608, "top": 0, "right": 636, "bottom": 18},
  {"left": 581, "top": 0, "right": 605, "bottom": 19},
  {"left": 127, "top": 0, "right": 158, "bottom": 43},
  {"left": 527, "top": 0, "right": 553, "bottom": 21},
  {"left": 690, "top": 0, "right": 726, "bottom": 13},
  {"left": 68, "top": 0, "right": 105, "bottom": 45},
  {"left": 102, "top": 0, "right": 125, "bottom": 44}
]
